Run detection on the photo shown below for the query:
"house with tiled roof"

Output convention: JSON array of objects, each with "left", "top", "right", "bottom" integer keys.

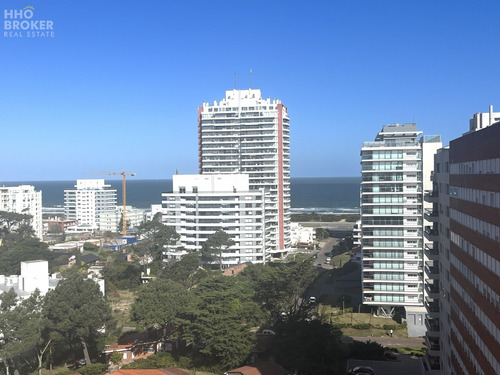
[
  {"left": 103, "top": 331, "right": 163, "bottom": 364},
  {"left": 105, "top": 368, "right": 189, "bottom": 375},
  {"left": 224, "top": 361, "right": 288, "bottom": 375}
]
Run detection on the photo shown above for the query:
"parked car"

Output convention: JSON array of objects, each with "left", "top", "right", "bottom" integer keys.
[
  {"left": 261, "top": 329, "right": 276, "bottom": 335},
  {"left": 308, "top": 296, "right": 316, "bottom": 304},
  {"left": 324, "top": 257, "right": 331, "bottom": 263},
  {"left": 347, "top": 366, "right": 375, "bottom": 375}
]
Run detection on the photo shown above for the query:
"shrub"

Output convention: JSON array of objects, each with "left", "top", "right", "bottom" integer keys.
[
  {"left": 77, "top": 363, "right": 108, "bottom": 375},
  {"left": 110, "top": 352, "right": 122, "bottom": 365},
  {"left": 383, "top": 324, "right": 397, "bottom": 331},
  {"left": 176, "top": 356, "right": 193, "bottom": 369},
  {"left": 352, "top": 323, "right": 371, "bottom": 330},
  {"left": 384, "top": 351, "right": 397, "bottom": 360},
  {"left": 349, "top": 340, "right": 385, "bottom": 360}
]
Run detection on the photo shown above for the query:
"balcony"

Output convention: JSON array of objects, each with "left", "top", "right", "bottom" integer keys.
[
  {"left": 424, "top": 209, "right": 439, "bottom": 222},
  {"left": 424, "top": 190, "right": 439, "bottom": 203},
  {"left": 425, "top": 282, "right": 440, "bottom": 299},
  {"left": 424, "top": 226, "right": 439, "bottom": 241},
  {"left": 425, "top": 265, "right": 439, "bottom": 279},
  {"left": 422, "top": 354, "right": 441, "bottom": 372},
  {"left": 424, "top": 243, "right": 439, "bottom": 261},
  {"left": 425, "top": 318, "right": 440, "bottom": 337},
  {"left": 425, "top": 300, "right": 440, "bottom": 318},
  {"left": 424, "top": 336, "right": 440, "bottom": 356}
]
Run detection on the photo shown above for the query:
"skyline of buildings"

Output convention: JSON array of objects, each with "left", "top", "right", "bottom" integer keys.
[{"left": 2, "top": 89, "right": 500, "bottom": 373}]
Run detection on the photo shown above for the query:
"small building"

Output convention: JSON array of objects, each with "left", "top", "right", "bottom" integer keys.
[
  {"left": 106, "top": 369, "right": 189, "bottom": 375},
  {"left": 225, "top": 361, "right": 288, "bottom": 375},
  {"left": 103, "top": 331, "right": 164, "bottom": 365},
  {"left": 289, "top": 222, "right": 315, "bottom": 247},
  {"left": 0, "top": 260, "right": 60, "bottom": 299}
]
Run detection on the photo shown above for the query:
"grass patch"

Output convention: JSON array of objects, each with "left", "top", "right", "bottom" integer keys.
[
  {"left": 387, "top": 346, "right": 427, "bottom": 356},
  {"left": 322, "top": 312, "right": 409, "bottom": 338},
  {"left": 108, "top": 289, "right": 136, "bottom": 330}
]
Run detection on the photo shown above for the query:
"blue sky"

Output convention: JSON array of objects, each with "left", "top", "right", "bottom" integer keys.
[{"left": 1, "top": 0, "right": 499, "bottom": 181}]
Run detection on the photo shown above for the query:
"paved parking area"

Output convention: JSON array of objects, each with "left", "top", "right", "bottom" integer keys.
[{"left": 347, "top": 353, "right": 422, "bottom": 375}]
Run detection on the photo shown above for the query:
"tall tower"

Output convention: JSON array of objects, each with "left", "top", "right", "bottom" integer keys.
[
  {"left": 423, "top": 107, "right": 500, "bottom": 375},
  {"left": 360, "top": 123, "right": 441, "bottom": 335},
  {"left": 198, "top": 89, "right": 291, "bottom": 257}
]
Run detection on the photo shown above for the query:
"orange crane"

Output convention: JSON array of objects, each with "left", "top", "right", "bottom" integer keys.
[{"left": 85, "top": 169, "right": 136, "bottom": 236}]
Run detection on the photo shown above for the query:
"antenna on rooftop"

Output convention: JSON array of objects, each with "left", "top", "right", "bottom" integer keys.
[
  {"left": 250, "top": 68, "right": 253, "bottom": 89},
  {"left": 234, "top": 72, "right": 237, "bottom": 89}
]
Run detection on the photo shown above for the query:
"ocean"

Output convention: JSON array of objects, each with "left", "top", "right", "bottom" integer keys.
[{"left": 0, "top": 177, "right": 361, "bottom": 214}]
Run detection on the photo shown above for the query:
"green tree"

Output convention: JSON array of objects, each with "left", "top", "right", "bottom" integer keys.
[
  {"left": 137, "top": 219, "right": 180, "bottom": 261},
  {"left": 130, "top": 279, "right": 191, "bottom": 339},
  {"left": 246, "top": 260, "right": 317, "bottom": 322},
  {"left": 0, "top": 289, "right": 20, "bottom": 375},
  {"left": 201, "top": 230, "right": 235, "bottom": 271},
  {"left": 43, "top": 276, "right": 114, "bottom": 365},
  {"left": 102, "top": 260, "right": 142, "bottom": 291},
  {"left": 0, "top": 211, "right": 34, "bottom": 238},
  {"left": 185, "top": 276, "right": 263, "bottom": 371},
  {"left": 271, "top": 320, "right": 345, "bottom": 374},
  {"left": 117, "top": 214, "right": 131, "bottom": 234},
  {"left": 315, "top": 228, "right": 330, "bottom": 241},
  {"left": 0, "top": 237, "right": 53, "bottom": 274},
  {"left": 161, "top": 252, "right": 207, "bottom": 288},
  {"left": 3, "top": 291, "right": 52, "bottom": 375}
]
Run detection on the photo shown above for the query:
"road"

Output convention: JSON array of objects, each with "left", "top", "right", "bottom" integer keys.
[{"left": 316, "top": 237, "right": 338, "bottom": 269}]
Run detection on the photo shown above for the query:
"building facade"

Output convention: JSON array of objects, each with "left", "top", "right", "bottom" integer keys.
[
  {"left": 0, "top": 185, "right": 43, "bottom": 238},
  {"left": 198, "top": 89, "right": 291, "bottom": 257},
  {"left": 64, "top": 179, "right": 117, "bottom": 231},
  {"left": 422, "top": 108, "right": 500, "bottom": 375},
  {"left": 360, "top": 123, "right": 441, "bottom": 334},
  {"left": 162, "top": 174, "right": 266, "bottom": 267},
  {"left": 99, "top": 206, "right": 146, "bottom": 233}
]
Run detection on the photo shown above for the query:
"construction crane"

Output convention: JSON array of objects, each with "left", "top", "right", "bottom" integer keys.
[{"left": 85, "top": 169, "right": 136, "bottom": 236}]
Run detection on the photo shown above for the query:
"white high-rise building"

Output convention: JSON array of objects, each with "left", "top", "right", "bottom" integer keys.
[
  {"left": 64, "top": 179, "right": 117, "bottom": 230},
  {"left": 99, "top": 206, "right": 146, "bottom": 233},
  {"left": 0, "top": 185, "right": 43, "bottom": 238},
  {"left": 360, "top": 123, "right": 441, "bottom": 336},
  {"left": 198, "top": 89, "right": 291, "bottom": 258},
  {"left": 162, "top": 174, "right": 266, "bottom": 266}
]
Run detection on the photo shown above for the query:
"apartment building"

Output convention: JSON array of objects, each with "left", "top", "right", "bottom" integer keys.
[
  {"left": 360, "top": 123, "right": 441, "bottom": 336},
  {"left": 162, "top": 174, "right": 266, "bottom": 267},
  {"left": 99, "top": 206, "right": 146, "bottom": 233},
  {"left": 198, "top": 89, "right": 291, "bottom": 258},
  {"left": 422, "top": 106, "right": 500, "bottom": 375},
  {"left": 0, "top": 185, "right": 43, "bottom": 238},
  {"left": 64, "top": 179, "right": 117, "bottom": 231}
]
